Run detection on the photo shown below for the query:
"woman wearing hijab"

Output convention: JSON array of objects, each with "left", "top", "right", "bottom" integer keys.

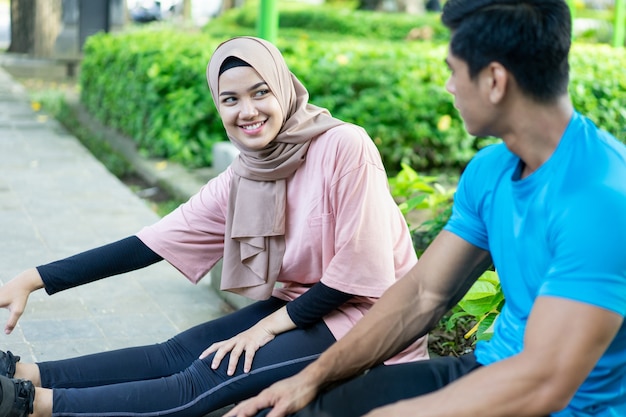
[{"left": 0, "top": 37, "right": 428, "bottom": 417}]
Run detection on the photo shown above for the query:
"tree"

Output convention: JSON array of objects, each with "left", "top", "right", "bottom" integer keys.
[
  {"left": 9, "top": 0, "right": 62, "bottom": 57},
  {"left": 220, "top": 0, "right": 246, "bottom": 14}
]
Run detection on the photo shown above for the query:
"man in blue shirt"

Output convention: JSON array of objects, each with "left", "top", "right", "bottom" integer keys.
[{"left": 226, "top": 0, "right": 626, "bottom": 416}]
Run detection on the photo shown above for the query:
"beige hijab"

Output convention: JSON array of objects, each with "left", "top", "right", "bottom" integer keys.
[{"left": 207, "top": 36, "right": 345, "bottom": 299}]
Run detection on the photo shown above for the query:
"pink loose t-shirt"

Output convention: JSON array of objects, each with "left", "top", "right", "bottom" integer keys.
[{"left": 136, "top": 124, "right": 427, "bottom": 363}]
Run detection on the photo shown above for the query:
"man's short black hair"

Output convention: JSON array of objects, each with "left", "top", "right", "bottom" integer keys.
[{"left": 441, "top": 0, "right": 571, "bottom": 103}]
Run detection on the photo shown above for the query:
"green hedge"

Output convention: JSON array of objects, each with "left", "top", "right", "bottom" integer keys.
[
  {"left": 569, "top": 44, "right": 626, "bottom": 142},
  {"left": 80, "top": 17, "right": 626, "bottom": 173},
  {"left": 80, "top": 30, "right": 220, "bottom": 167}
]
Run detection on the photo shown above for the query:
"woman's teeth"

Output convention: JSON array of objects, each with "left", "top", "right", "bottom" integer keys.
[{"left": 242, "top": 121, "right": 263, "bottom": 130}]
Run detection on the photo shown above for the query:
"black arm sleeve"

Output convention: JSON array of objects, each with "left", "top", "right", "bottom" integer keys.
[
  {"left": 286, "top": 282, "right": 354, "bottom": 328},
  {"left": 37, "top": 236, "right": 163, "bottom": 295}
]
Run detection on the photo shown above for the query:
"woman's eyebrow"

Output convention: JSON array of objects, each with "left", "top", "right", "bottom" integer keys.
[{"left": 220, "top": 82, "right": 268, "bottom": 96}]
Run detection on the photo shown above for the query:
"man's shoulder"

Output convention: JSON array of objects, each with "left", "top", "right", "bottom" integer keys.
[
  {"left": 575, "top": 112, "right": 626, "bottom": 156},
  {"left": 463, "top": 142, "right": 513, "bottom": 177}
]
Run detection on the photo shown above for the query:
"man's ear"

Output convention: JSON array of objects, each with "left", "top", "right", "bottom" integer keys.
[{"left": 484, "top": 62, "right": 508, "bottom": 104}]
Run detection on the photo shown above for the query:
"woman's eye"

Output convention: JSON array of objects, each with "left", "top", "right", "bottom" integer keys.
[
  {"left": 222, "top": 96, "right": 236, "bottom": 104},
  {"left": 255, "top": 89, "right": 270, "bottom": 97}
]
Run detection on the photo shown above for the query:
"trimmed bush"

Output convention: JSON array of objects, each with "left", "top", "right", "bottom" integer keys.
[
  {"left": 80, "top": 30, "right": 221, "bottom": 167},
  {"left": 80, "top": 12, "right": 626, "bottom": 173}
]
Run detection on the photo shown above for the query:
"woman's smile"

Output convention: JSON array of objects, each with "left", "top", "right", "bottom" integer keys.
[{"left": 240, "top": 120, "right": 266, "bottom": 134}]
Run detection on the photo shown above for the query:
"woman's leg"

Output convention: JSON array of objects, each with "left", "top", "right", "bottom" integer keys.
[
  {"left": 50, "top": 316, "right": 336, "bottom": 417},
  {"left": 254, "top": 353, "right": 482, "bottom": 417},
  {"left": 36, "top": 298, "right": 287, "bottom": 389}
]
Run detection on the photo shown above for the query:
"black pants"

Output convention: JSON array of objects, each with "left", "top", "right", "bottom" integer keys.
[
  {"left": 256, "top": 353, "right": 482, "bottom": 417},
  {"left": 36, "top": 298, "right": 336, "bottom": 417}
]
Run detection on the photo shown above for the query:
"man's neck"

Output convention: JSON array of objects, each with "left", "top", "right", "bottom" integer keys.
[{"left": 501, "top": 96, "right": 574, "bottom": 177}]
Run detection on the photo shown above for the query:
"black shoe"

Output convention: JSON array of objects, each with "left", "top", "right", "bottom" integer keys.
[
  {"left": 0, "top": 352, "right": 20, "bottom": 379},
  {"left": 0, "top": 375, "right": 34, "bottom": 417}
]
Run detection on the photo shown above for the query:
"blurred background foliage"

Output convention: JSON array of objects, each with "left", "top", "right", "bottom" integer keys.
[{"left": 80, "top": 3, "right": 626, "bottom": 176}]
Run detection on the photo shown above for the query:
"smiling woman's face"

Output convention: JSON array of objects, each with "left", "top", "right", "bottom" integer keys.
[{"left": 218, "top": 66, "right": 284, "bottom": 150}]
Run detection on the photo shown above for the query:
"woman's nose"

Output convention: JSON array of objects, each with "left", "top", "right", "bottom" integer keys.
[{"left": 240, "top": 99, "right": 258, "bottom": 118}]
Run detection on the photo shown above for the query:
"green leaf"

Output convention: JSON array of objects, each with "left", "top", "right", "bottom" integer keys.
[
  {"left": 458, "top": 296, "right": 497, "bottom": 316},
  {"left": 461, "top": 280, "right": 498, "bottom": 301}
]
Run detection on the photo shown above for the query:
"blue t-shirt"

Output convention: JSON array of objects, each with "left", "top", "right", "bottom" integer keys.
[{"left": 445, "top": 112, "right": 626, "bottom": 416}]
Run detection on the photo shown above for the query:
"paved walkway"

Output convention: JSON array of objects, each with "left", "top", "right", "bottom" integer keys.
[{"left": 0, "top": 67, "right": 239, "bottom": 416}]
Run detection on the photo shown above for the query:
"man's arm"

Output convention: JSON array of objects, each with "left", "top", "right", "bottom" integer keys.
[
  {"left": 305, "top": 230, "right": 491, "bottom": 379},
  {"left": 364, "top": 296, "right": 623, "bottom": 417},
  {"left": 227, "top": 231, "right": 492, "bottom": 417}
]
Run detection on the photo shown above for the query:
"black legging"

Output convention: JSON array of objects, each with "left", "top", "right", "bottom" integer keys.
[
  {"left": 256, "top": 353, "right": 483, "bottom": 417},
  {"left": 36, "top": 297, "right": 336, "bottom": 417}
]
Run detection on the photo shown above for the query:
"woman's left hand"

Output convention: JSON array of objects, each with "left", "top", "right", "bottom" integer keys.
[{"left": 200, "top": 323, "right": 276, "bottom": 376}]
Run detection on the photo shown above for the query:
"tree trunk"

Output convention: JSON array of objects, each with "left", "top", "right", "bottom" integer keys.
[
  {"left": 220, "top": 0, "right": 245, "bottom": 13},
  {"left": 182, "top": 0, "right": 191, "bottom": 21},
  {"left": 220, "top": 0, "right": 233, "bottom": 12},
  {"left": 8, "top": 0, "right": 34, "bottom": 53},
  {"left": 9, "top": 0, "right": 62, "bottom": 57}
]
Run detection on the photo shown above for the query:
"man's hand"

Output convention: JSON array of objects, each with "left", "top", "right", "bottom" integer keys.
[
  {"left": 0, "top": 268, "right": 44, "bottom": 334},
  {"left": 225, "top": 371, "right": 320, "bottom": 417},
  {"left": 200, "top": 323, "right": 277, "bottom": 376}
]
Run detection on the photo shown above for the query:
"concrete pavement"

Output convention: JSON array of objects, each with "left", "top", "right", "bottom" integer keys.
[{"left": 0, "top": 65, "right": 239, "bottom": 415}]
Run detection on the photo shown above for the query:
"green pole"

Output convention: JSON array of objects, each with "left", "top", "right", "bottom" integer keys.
[
  {"left": 258, "top": 0, "right": 278, "bottom": 43},
  {"left": 614, "top": 0, "right": 625, "bottom": 48}
]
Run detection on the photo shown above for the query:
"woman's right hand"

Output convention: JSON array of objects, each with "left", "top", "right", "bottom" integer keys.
[{"left": 0, "top": 268, "right": 44, "bottom": 334}]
